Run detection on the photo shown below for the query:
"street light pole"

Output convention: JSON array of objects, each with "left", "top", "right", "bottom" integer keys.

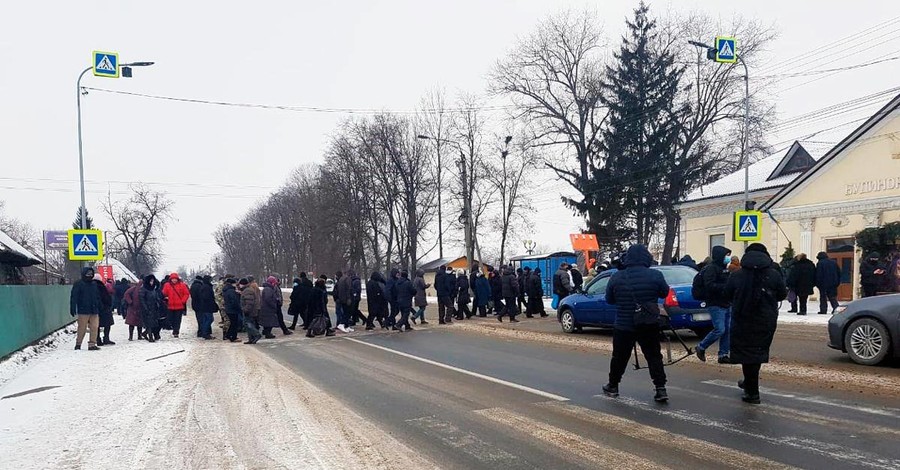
[
  {"left": 689, "top": 40, "right": 751, "bottom": 249},
  {"left": 76, "top": 66, "right": 92, "bottom": 230},
  {"left": 76, "top": 60, "right": 154, "bottom": 231}
]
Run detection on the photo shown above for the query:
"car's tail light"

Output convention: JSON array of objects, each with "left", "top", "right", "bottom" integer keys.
[{"left": 664, "top": 288, "right": 679, "bottom": 308}]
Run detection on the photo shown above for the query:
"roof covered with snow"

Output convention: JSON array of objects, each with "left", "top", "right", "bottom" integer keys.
[
  {"left": 0, "top": 229, "right": 41, "bottom": 267},
  {"left": 682, "top": 142, "right": 817, "bottom": 204},
  {"left": 107, "top": 258, "right": 140, "bottom": 282}
]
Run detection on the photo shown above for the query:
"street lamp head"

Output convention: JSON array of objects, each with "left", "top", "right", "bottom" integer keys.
[
  {"left": 417, "top": 134, "right": 431, "bottom": 140},
  {"left": 687, "top": 40, "right": 712, "bottom": 49},
  {"left": 504, "top": 135, "right": 513, "bottom": 145},
  {"left": 121, "top": 61, "right": 155, "bottom": 67}
]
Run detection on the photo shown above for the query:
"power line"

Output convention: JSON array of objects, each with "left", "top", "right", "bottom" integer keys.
[
  {"left": 758, "top": 55, "right": 900, "bottom": 79},
  {"left": 82, "top": 87, "right": 514, "bottom": 115}
]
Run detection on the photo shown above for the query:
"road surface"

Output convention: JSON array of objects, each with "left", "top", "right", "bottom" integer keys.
[{"left": 257, "top": 310, "right": 900, "bottom": 469}]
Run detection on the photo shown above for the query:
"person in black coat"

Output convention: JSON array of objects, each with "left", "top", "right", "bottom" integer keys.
[
  {"left": 489, "top": 269, "right": 504, "bottom": 315},
  {"left": 138, "top": 275, "right": 162, "bottom": 342},
  {"left": 190, "top": 275, "right": 219, "bottom": 339},
  {"left": 222, "top": 278, "right": 242, "bottom": 342},
  {"left": 384, "top": 268, "right": 400, "bottom": 328},
  {"left": 603, "top": 244, "right": 670, "bottom": 402},
  {"left": 499, "top": 266, "right": 519, "bottom": 322},
  {"left": 859, "top": 251, "right": 887, "bottom": 298},
  {"left": 288, "top": 273, "right": 313, "bottom": 330},
  {"left": 394, "top": 271, "right": 417, "bottom": 332},
  {"left": 70, "top": 267, "right": 102, "bottom": 350},
  {"left": 435, "top": 266, "right": 456, "bottom": 324},
  {"left": 569, "top": 266, "right": 584, "bottom": 293},
  {"left": 526, "top": 268, "right": 547, "bottom": 318},
  {"left": 723, "top": 243, "right": 787, "bottom": 404},
  {"left": 815, "top": 252, "right": 841, "bottom": 314},
  {"left": 306, "top": 279, "right": 336, "bottom": 337},
  {"left": 114, "top": 278, "right": 130, "bottom": 317},
  {"left": 515, "top": 267, "right": 527, "bottom": 315},
  {"left": 676, "top": 255, "right": 698, "bottom": 270},
  {"left": 696, "top": 245, "right": 732, "bottom": 363},
  {"left": 786, "top": 254, "right": 816, "bottom": 314},
  {"left": 366, "top": 271, "right": 388, "bottom": 330},
  {"left": 456, "top": 271, "right": 472, "bottom": 319},
  {"left": 95, "top": 274, "right": 115, "bottom": 346}
]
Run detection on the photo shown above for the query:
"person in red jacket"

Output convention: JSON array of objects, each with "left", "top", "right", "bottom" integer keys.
[{"left": 161, "top": 272, "right": 191, "bottom": 338}]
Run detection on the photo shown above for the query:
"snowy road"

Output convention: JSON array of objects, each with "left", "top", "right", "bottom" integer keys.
[{"left": 0, "top": 316, "right": 433, "bottom": 470}]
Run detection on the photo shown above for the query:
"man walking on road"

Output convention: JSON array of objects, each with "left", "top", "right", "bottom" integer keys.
[
  {"left": 696, "top": 245, "right": 733, "bottom": 364},
  {"left": 70, "top": 267, "right": 102, "bottom": 351},
  {"left": 394, "top": 270, "right": 416, "bottom": 332},
  {"left": 239, "top": 278, "right": 262, "bottom": 344},
  {"left": 786, "top": 254, "right": 815, "bottom": 315},
  {"left": 334, "top": 271, "right": 351, "bottom": 333},
  {"left": 499, "top": 266, "right": 520, "bottom": 323},
  {"left": 602, "top": 244, "right": 670, "bottom": 402},
  {"left": 815, "top": 252, "right": 841, "bottom": 315},
  {"left": 222, "top": 278, "right": 242, "bottom": 342},
  {"left": 288, "top": 273, "right": 313, "bottom": 330},
  {"left": 436, "top": 265, "right": 455, "bottom": 324},
  {"left": 527, "top": 267, "right": 547, "bottom": 318},
  {"left": 366, "top": 271, "right": 388, "bottom": 330}
]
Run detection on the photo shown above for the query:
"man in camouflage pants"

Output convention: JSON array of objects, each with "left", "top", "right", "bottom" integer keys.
[{"left": 215, "top": 275, "right": 232, "bottom": 339}]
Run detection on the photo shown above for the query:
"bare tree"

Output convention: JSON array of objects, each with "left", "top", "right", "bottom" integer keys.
[
  {"left": 485, "top": 133, "right": 538, "bottom": 265},
  {"left": 491, "top": 10, "right": 609, "bottom": 231},
  {"left": 420, "top": 88, "right": 452, "bottom": 259},
  {"left": 102, "top": 184, "right": 174, "bottom": 275}
]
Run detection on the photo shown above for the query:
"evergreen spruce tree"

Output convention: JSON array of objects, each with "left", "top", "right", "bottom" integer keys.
[
  {"left": 595, "top": 1, "right": 684, "bottom": 247},
  {"left": 72, "top": 208, "right": 93, "bottom": 230}
]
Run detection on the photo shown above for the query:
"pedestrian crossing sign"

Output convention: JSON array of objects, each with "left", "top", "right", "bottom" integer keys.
[
  {"left": 68, "top": 229, "right": 104, "bottom": 261},
  {"left": 715, "top": 36, "right": 737, "bottom": 64},
  {"left": 92, "top": 51, "right": 119, "bottom": 78},
  {"left": 733, "top": 211, "right": 762, "bottom": 242}
]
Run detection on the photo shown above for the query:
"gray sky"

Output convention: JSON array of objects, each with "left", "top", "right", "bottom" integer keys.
[{"left": 1, "top": 0, "right": 898, "bottom": 272}]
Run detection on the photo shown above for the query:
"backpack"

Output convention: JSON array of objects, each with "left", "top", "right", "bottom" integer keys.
[
  {"left": 691, "top": 268, "right": 707, "bottom": 301},
  {"left": 308, "top": 314, "right": 328, "bottom": 336}
]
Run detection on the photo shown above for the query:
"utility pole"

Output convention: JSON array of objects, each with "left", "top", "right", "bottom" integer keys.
[{"left": 459, "top": 151, "right": 474, "bottom": 268}]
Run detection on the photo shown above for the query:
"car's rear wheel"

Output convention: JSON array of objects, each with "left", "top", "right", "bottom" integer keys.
[
  {"left": 559, "top": 308, "right": 577, "bottom": 334},
  {"left": 844, "top": 318, "right": 891, "bottom": 366}
]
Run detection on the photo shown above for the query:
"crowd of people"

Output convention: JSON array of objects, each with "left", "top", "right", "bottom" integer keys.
[{"left": 69, "top": 241, "right": 798, "bottom": 405}]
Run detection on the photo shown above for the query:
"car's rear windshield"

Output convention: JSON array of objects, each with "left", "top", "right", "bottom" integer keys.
[{"left": 657, "top": 267, "right": 696, "bottom": 286}]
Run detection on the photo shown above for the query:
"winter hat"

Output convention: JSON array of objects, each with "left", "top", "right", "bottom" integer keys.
[
  {"left": 747, "top": 243, "right": 769, "bottom": 255},
  {"left": 238, "top": 278, "right": 249, "bottom": 286},
  {"left": 225, "top": 278, "right": 236, "bottom": 284},
  {"left": 266, "top": 275, "right": 278, "bottom": 286},
  {"left": 93, "top": 273, "right": 103, "bottom": 282},
  {"left": 523, "top": 266, "right": 531, "bottom": 271},
  {"left": 534, "top": 267, "right": 541, "bottom": 274}
]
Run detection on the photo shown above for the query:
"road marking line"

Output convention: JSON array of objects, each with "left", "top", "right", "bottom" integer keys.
[
  {"left": 667, "top": 385, "right": 900, "bottom": 438},
  {"left": 474, "top": 407, "right": 667, "bottom": 469},
  {"left": 538, "top": 401, "right": 795, "bottom": 469},
  {"left": 702, "top": 379, "right": 900, "bottom": 418},
  {"left": 597, "top": 395, "right": 900, "bottom": 470},
  {"left": 344, "top": 337, "right": 569, "bottom": 402},
  {"left": 406, "top": 415, "right": 528, "bottom": 466}
]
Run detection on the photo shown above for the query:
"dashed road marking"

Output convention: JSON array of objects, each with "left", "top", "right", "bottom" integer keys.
[
  {"left": 474, "top": 407, "right": 667, "bottom": 469},
  {"left": 406, "top": 415, "right": 529, "bottom": 467},
  {"left": 344, "top": 337, "right": 569, "bottom": 401},
  {"left": 538, "top": 401, "right": 795, "bottom": 469},
  {"left": 702, "top": 379, "right": 900, "bottom": 418},
  {"left": 598, "top": 395, "right": 900, "bottom": 470}
]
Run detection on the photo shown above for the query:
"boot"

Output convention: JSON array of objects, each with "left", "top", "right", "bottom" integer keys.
[
  {"left": 654, "top": 387, "right": 669, "bottom": 403},
  {"left": 104, "top": 338, "right": 116, "bottom": 346},
  {"left": 510, "top": 317, "right": 520, "bottom": 323},
  {"left": 420, "top": 320, "right": 429, "bottom": 325},
  {"left": 602, "top": 383, "right": 619, "bottom": 397},
  {"left": 88, "top": 344, "right": 100, "bottom": 351},
  {"left": 74, "top": 344, "right": 82, "bottom": 350},
  {"left": 741, "top": 393, "right": 761, "bottom": 404}
]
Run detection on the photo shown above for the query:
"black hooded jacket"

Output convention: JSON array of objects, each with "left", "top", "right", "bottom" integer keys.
[
  {"left": 815, "top": 252, "right": 841, "bottom": 290},
  {"left": 605, "top": 245, "right": 669, "bottom": 332},
  {"left": 860, "top": 252, "right": 885, "bottom": 289},
  {"left": 724, "top": 246, "right": 787, "bottom": 364},
  {"left": 366, "top": 272, "right": 388, "bottom": 312},
  {"left": 70, "top": 268, "right": 101, "bottom": 316},
  {"left": 288, "top": 276, "right": 313, "bottom": 315},
  {"left": 786, "top": 257, "right": 816, "bottom": 296},
  {"left": 700, "top": 246, "right": 732, "bottom": 307},
  {"left": 223, "top": 283, "right": 242, "bottom": 316}
]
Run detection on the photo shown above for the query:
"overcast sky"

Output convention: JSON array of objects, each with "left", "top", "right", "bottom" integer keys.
[{"left": 1, "top": 1, "right": 898, "bottom": 273}]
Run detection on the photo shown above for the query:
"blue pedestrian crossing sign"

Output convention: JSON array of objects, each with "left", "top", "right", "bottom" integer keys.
[
  {"left": 715, "top": 36, "right": 737, "bottom": 64},
  {"left": 733, "top": 211, "right": 762, "bottom": 242},
  {"left": 93, "top": 51, "right": 119, "bottom": 78},
  {"left": 68, "top": 229, "right": 104, "bottom": 261}
]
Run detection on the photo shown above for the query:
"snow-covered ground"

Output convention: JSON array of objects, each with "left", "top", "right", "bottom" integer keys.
[{"left": 0, "top": 315, "right": 432, "bottom": 470}]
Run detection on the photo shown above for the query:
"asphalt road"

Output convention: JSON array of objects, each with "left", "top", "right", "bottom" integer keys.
[{"left": 258, "top": 308, "right": 900, "bottom": 469}]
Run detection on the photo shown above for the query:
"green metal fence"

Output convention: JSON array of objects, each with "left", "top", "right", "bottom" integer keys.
[{"left": 0, "top": 286, "right": 73, "bottom": 359}]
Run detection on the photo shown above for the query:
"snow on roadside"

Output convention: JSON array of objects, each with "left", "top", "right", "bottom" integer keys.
[
  {"left": 0, "top": 322, "right": 76, "bottom": 389},
  {"left": 0, "top": 316, "right": 434, "bottom": 470}
]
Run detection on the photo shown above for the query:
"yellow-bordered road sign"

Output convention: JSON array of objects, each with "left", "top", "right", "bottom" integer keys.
[
  {"left": 715, "top": 36, "right": 737, "bottom": 63},
  {"left": 68, "top": 229, "right": 104, "bottom": 261},
  {"left": 92, "top": 51, "right": 119, "bottom": 78},
  {"left": 733, "top": 211, "right": 762, "bottom": 242}
]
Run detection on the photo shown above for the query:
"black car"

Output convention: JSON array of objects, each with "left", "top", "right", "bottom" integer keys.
[{"left": 828, "top": 294, "right": 900, "bottom": 365}]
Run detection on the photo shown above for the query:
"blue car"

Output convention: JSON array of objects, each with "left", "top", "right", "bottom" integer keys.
[{"left": 557, "top": 265, "right": 713, "bottom": 337}]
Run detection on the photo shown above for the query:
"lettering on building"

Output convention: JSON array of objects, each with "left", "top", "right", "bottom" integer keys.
[{"left": 845, "top": 177, "right": 900, "bottom": 196}]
